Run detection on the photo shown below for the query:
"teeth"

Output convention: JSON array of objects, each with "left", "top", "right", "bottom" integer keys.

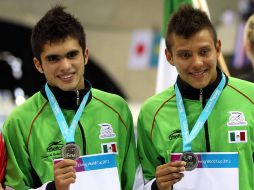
[
  {"left": 192, "top": 71, "right": 204, "bottom": 76},
  {"left": 60, "top": 74, "right": 72, "bottom": 79}
]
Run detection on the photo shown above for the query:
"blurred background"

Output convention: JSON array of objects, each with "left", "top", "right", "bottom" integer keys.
[{"left": 0, "top": 0, "right": 253, "bottom": 126}]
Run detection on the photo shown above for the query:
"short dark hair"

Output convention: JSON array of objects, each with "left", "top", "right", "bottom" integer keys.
[
  {"left": 31, "top": 5, "right": 86, "bottom": 60},
  {"left": 165, "top": 4, "right": 217, "bottom": 51}
]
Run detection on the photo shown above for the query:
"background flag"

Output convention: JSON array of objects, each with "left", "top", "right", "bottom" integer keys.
[
  {"left": 155, "top": 0, "right": 229, "bottom": 93},
  {"left": 128, "top": 29, "right": 154, "bottom": 70}
]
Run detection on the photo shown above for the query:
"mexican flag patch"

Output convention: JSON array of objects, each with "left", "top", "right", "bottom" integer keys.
[
  {"left": 228, "top": 130, "right": 247, "bottom": 143},
  {"left": 101, "top": 142, "right": 117, "bottom": 153}
]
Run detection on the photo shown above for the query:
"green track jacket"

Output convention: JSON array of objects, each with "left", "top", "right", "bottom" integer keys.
[{"left": 138, "top": 72, "right": 254, "bottom": 190}]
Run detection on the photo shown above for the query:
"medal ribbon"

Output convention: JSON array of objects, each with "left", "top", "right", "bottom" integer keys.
[
  {"left": 175, "top": 73, "right": 226, "bottom": 152},
  {"left": 45, "top": 83, "right": 90, "bottom": 143}
]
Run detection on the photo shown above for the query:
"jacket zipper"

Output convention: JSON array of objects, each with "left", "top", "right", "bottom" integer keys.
[
  {"left": 76, "top": 90, "right": 80, "bottom": 106},
  {"left": 199, "top": 89, "right": 203, "bottom": 102},
  {"left": 200, "top": 89, "right": 211, "bottom": 152},
  {"left": 76, "top": 90, "right": 86, "bottom": 155}
]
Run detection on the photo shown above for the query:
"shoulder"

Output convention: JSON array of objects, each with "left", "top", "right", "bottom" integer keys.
[
  {"left": 3, "top": 92, "right": 46, "bottom": 128},
  {"left": 90, "top": 89, "right": 133, "bottom": 130},
  {"left": 137, "top": 87, "right": 175, "bottom": 133},
  {"left": 140, "top": 86, "right": 175, "bottom": 114},
  {"left": 91, "top": 88, "right": 130, "bottom": 111},
  {"left": 226, "top": 77, "right": 254, "bottom": 102},
  {"left": 227, "top": 77, "right": 254, "bottom": 93},
  {"left": 8, "top": 91, "right": 45, "bottom": 115}
]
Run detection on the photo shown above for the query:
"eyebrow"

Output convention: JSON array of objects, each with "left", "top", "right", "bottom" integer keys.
[
  {"left": 45, "top": 50, "right": 80, "bottom": 59},
  {"left": 66, "top": 50, "right": 79, "bottom": 55},
  {"left": 176, "top": 49, "right": 190, "bottom": 53},
  {"left": 199, "top": 45, "right": 211, "bottom": 49},
  {"left": 45, "top": 54, "right": 60, "bottom": 60}
]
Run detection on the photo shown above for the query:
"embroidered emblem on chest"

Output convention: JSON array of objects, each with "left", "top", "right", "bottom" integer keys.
[
  {"left": 228, "top": 130, "right": 247, "bottom": 143},
  {"left": 101, "top": 142, "right": 118, "bottom": 153},
  {"left": 98, "top": 123, "right": 116, "bottom": 139},
  {"left": 227, "top": 111, "right": 248, "bottom": 126}
]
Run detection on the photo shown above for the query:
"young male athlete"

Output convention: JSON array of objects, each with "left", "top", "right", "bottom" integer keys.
[
  {"left": 137, "top": 4, "right": 254, "bottom": 190},
  {"left": 3, "top": 5, "right": 143, "bottom": 190}
]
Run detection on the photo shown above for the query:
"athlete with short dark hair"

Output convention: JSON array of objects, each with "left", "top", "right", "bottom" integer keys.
[
  {"left": 137, "top": 4, "right": 254, "bottom": 190},
  {"left": 3, "top": 5, "right": 143, "bottom": 190}
]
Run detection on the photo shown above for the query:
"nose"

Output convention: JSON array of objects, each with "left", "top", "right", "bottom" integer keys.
[
  {"left": 60, "top": 58, "right": 71, "bottom": 71},
  {"left": 192, "top": 54, "right": 203, "bottom": 68}
]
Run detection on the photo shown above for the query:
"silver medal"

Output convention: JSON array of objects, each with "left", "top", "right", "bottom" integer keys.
[
  {"left": 180, "top": 152, "right": 198, "bottom": 171},
  {"left": 62, "top": 143, "right": 80, "bottom": 160}
]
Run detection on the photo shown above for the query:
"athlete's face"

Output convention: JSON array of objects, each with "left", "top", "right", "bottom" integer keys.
[
  {"left": 34, "top": 36, "right": 88, "bottom": 91},
  {"left": 165, "top": 29, "right": 221, "bottom": 89}
]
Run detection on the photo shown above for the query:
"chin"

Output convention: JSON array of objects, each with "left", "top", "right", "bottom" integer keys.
[
  {"left": 189, "top": 80, "right": 208, "bottom": 89},
  {"left": 58, "top": 84, "right": 77, "bottom": 91},
  {"left": 188, "top": 77, "right": 211, "bottom": 89},
  {"left": 193, "top": 84, "right": 209, "bottom": 89}
]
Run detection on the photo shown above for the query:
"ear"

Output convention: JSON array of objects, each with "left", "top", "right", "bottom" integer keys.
[
  {"left": 84, "top": 48, "right": 89, "bottom": 66},
  {"left": 215, "top": 40, "right": 222, "bottom": 55},
  {"left": 33, "top": 57, "right": 44, "bottom": 73},
  {"left": 165, "top": 48, "right": 174, "bottom": 66}
]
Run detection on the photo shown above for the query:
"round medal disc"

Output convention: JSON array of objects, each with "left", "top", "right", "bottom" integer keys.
[
  {"left": 62, "top": 143, "right": 80, "bottom": 160},
  {"left": 180, "top": 152, "right": 198, "bottom": 171}
]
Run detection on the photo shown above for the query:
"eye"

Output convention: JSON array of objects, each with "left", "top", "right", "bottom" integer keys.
[
  {"left": 66, "top": 51, "right": 78, "bottom": 59},
  {"left": 46, "top": 55, "right": 60, "bottom": 63},
  {"left": 199, "top": 48, "right": 210, "bottom": 56},
  {"left": 178, "top": 51, "right": 191, "bottom": 59}
]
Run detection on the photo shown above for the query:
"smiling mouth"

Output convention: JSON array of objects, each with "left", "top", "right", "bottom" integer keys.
[
  {"left": 190, "top": 70, "right": 206, "bottom": 77},
  {"left": 58, "top": 73, "right": 74, "bottom": 80}
]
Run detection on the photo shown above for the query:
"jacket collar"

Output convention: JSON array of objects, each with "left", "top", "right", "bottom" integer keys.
[
  {"left": 40, "top": 80, "right": 92, "bottom": 110},
  {"left": 176, "top": 68, "right": 228, "bottom": 100}
]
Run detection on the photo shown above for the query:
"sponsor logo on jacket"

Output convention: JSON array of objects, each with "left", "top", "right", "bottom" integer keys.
[
  {"left": 47, "top": 140, "right": 64, "bottom": 152},
  {"left": 168, "top": 129, "right": 182, "bottom": 140},
  {"left": 42, "top": 140, "right": 63, "bottom": 159}
]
